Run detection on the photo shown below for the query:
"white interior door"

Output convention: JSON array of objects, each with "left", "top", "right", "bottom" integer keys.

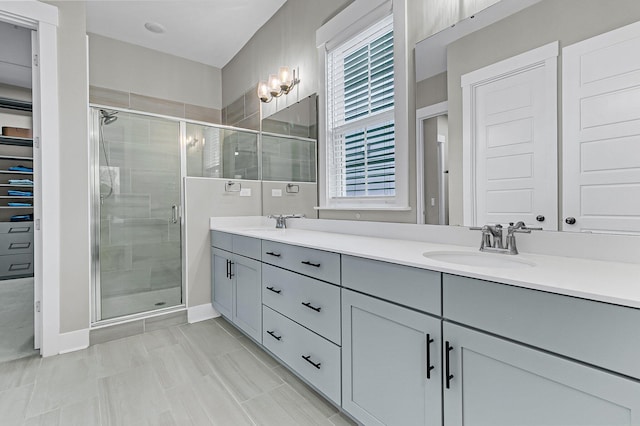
[
  {"left": 462, "top": 42, "right": 558, "bottom": 230},
  {"left": 563, "top": 20, "right": 640, "bottom": 234}
]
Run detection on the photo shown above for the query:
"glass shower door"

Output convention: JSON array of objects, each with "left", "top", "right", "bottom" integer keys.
[{"left": 94, "top": 108, "right": 182, "bottom": 320}]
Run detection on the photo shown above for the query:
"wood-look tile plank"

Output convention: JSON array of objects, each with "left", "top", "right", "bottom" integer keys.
[
  {"left": 328, "top": 412, "right": 358, "bottom": 426},
  {"left": 272, "top": 365, "right": 338, "bottom": 418},
  {"left": 0, "top": 355, "right": 40, "bottom": 392},
  {"left": 98, "top": 365, "right": 170, "bottom": 426},
  {"left": 166, "top": 374, "right": 253, "bottom": 426},
  {"left": 236, "top": 335, "right": 280, "bottom": 369},
  {"left": 93, "top": 334, "right": 149, "bottom": 378},
  {"left": 268, "top": 384, "right": 334, "bottom": 426},
  {"left": 59, "top": 397, "right": 101, "bottom": 426},
  {"left": 209, "top": 348, "right": 282, "bottom": 402},
  {"left": 212, "top": 316, "right": 244, "bottom": 338},
  {"left": 23, "top": 409, "right": 60, "bottom": 426},
  {"left": 26, "top": 351, "right": 98, "bottom": 418},
  {"left": 142, "top": 326, "right": 184, "bottom": 353},
  {"left": 149, "top": 341, "right": 211, "bottom": 390},
  {"left": 242, "top": 385, "right": 333, "bottom": 426},
  {"left": 144, "top": 311, "right": 187, "bottom": 333},
  {"left": 178, "top": 320, "right": 242, "bottom": 359},
  {"left": 0, "top": 383, "right": 34, "bottom": 424}
]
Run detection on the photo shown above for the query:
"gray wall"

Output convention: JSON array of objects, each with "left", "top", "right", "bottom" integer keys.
[
  {"left": 47, "top": 1, "right": 91, "bottom": 334},
  {"left": 89, "top": 34, "right": 222, "bottom": 110},
  {"left": 446, "top": 0, "right": 640, "bottom": 225},
  {"left": 221, "top": 0, "right": 350, "bottom": 115},
  {"left": 416, "top": 71, "right": 447, "bottom": 109}
]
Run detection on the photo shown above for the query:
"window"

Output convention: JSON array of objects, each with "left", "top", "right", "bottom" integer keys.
[{"left": 327, "top": 15, "right": 395, "bottom": 199}]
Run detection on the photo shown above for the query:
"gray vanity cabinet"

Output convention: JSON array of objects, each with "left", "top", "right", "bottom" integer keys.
[
  {"left": 211, "top": 231, "right": 262, "bottom": 342},
  {"left": 443, "top": 321, "right": 640, "bottom": 426},
  {"left": 342, "top": 289, "right": 442, "bottom": 426}
]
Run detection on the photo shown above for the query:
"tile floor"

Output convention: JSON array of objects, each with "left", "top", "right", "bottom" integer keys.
[
  {"left": 0, "top": 277, "right": 38, "bottom": 363},
  {"left": 0, "top": 317, "right": 358, "bottom": 426}
]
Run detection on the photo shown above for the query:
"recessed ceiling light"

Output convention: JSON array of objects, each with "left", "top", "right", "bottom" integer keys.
[{"left": 144, "top": 22, "right": 166, "bottom": 34}]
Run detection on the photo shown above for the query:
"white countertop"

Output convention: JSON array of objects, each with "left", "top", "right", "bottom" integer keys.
[{"left": 210, "top": 217, "right": 640, "bottom": 309}]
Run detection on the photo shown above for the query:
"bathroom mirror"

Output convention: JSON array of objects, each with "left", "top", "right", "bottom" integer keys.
[
  {"left": 415, "top": 0, "right": 640, "bottom": 234},
  {"left": 260, "top": 94, "right": 319, "bottom": 218}
]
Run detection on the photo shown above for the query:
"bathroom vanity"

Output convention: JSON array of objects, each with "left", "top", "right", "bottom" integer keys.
[{"left": 210, "top": 218, "right": 640, "bottom": 426}]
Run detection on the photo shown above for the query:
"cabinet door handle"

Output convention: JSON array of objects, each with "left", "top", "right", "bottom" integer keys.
[
  {"left": 301, "top": 260, "right": 321, "bottom": 268},
  {"left": 226, "top": 259, "right": 230, "bottom": 278},
  {"left": 228, "top": 261, "right": 234, "bottom": 278},
  {"left": 266, "top": 251, "right": 281, "bottom": 257},
  {"left": 267, "top": 330, "right": 282, "bottom": 341},
  {"left": 301, "top": 302, "right": 321, "bottom": 312},
  {"left": 266, "top": 286, "right": 282, "bottom": 294},
  {"left": 426, "top": 333, "right": 435, "bottom": 379},
  {"left": 445, "top": 341, "right": 454, "bottom": 389},
  {"left": 302, "top": 355, "right": 321, "bottom": 369}
]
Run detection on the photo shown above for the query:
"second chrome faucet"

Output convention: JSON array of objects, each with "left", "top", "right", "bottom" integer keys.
[{"left": 471, "top": 221, "right": 541, "bottom": 255}]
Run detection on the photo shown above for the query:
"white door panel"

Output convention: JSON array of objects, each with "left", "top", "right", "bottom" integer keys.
[
  {"left": 463, "top": 42, "right": 558, "bottom": 229},
  {"left": 563, "top": 20, "right": 640, "bottom": 234}
]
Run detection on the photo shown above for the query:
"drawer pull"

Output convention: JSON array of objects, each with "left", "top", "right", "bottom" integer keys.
[
  {"left": 301, "top": 260, "right": 321, "bottom": 268},
  {"left": 266, "top": 251, "right": 281, "bottom": 257},
  {"left": 445, "top": 341, "right": 454, "bottom": 389},
  {"left": 9, "top": 262, "right": 30, "bottom": 271},
  {"left": 267, "top": 330, "right": 282, "bottom": 341},
  {"left": 426, "top": 333, "right": 435, "bottom": 379},
  {"left": 9, "top": 242, "right": 30, "bottom": 250},
  {"left": 266, "top": 286, "right": 282, "bottom": 294},
  {"left": 301, "top": 302, "right": 321, "bottom": 312},
  {"left": 302, "top": 355, "right": 321, "bottom": 369},
  {"left": 8, "top": 227, "right": 30, "bottom": 233}
]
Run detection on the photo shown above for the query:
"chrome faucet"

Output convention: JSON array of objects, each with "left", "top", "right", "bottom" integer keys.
[
  {"left": 267, "top": 214, "right": 305, "bottom": 229},
  {"left": 471, "top": 222, "right": 541, "bottom": 255}
]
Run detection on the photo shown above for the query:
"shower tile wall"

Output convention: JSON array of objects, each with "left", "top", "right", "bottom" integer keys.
[{"left": 99, "top": 114, "right": 182, "bottom": 319}]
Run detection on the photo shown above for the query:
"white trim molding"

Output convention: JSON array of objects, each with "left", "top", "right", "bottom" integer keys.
[
  {"left": 461, "top": 41, "right": 558, "bottom": 227},
  {"left": 416, "top": 101, "right": 448, "bottom": 224},
  {"left": 188, "top": 303, "right": 220, "bottom": 324},
  {"left": 58, "top": 328, "right": 90, "bottom": 354},
  {"left": 0, "top": 1, "right": 61, "bottom": 357}
]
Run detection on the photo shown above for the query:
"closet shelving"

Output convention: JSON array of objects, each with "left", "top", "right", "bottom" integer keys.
[{"left": 0, "top": 96, "right": 34, "bottom": 279}]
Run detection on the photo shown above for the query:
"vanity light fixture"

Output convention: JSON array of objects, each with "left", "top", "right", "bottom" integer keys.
[{"left": 257, "top": 67, "right": 300, "bottom": 103}]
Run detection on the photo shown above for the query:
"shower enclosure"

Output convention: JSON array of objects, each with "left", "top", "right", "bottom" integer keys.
[{"left": 91, "top": 108, "right": 183, "bottom": 321}]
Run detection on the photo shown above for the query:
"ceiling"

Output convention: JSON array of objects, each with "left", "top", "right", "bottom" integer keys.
[{"left": 85, "top": 0, "right": 287, "bottom": 69}]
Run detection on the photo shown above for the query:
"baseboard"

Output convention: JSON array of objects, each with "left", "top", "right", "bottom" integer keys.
[
  {"left": 187, "top": 303, "right": 220, "bottom": 323},
  {"left": 58, "top": 328, "right": 90, "bottom": 354}
]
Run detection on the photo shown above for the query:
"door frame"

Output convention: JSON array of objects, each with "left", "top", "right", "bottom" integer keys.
[
  {"left": 461, "top": 41, "right": 558, "bottom": 227},
  {"left": 416, "top": 101, "right": 448, "bottom": 224},
  {"left": 0, "top": 2, "right": 60, "bottom": 357}
]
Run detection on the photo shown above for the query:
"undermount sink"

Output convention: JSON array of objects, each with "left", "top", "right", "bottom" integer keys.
[{"left": 423, "top": 250, "right": 535, "bottom": 269}]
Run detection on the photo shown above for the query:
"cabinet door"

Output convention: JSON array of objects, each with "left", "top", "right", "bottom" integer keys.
[
  {"left": 211, "top": 248, "right": 232, "bottom": 318},
  {"left": 232, "top": 254, "right": 262, "bottom": 342},
  {"left": 342, "top": 289, "right": 442, "bottom": 426},
  {"left": 443, "top": 322, "right": 640, "bottom": 426}
]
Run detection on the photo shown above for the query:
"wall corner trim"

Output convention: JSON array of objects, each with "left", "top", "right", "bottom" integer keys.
[
  {"left": 57, "top": 328, "right": 90, "bottom": 355},
  {"left": 187, "top": 303, "right": 220, "bottom": 323}
]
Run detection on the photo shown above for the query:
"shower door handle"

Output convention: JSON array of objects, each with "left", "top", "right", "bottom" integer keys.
[{"left": 171, "top": 205, "right": 178, "bottom": 224}]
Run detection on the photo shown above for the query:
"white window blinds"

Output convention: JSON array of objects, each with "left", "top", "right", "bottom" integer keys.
[{"left": 327, "top": 15, "right": 395, "bottom": 198}]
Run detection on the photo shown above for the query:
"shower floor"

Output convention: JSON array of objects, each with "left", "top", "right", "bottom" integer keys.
[
  {"left": 0, "top": 277, "right": 38, "bottom": 363},
  {"left": 101, "top": 286, "right": 182, "bottom": 320}
]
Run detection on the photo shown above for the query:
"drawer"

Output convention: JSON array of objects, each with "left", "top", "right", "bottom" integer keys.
[
  {"left": 342, "top": 255, "right": 441, "bottom": 316},
  {"left": 262, "top": 240, "right": 340, "bottom": 284},
  {"left": 263, "top": 306, "right": 341, "bottom": 405},
  {"left": 262, "top": 264, "right": 341, "bottom": 344},
  {"left": 0, "top": 253, "right": 33, "bottom": 278},
  {"left": 211, "top": 231, "right": 261, "bottom": 261},
  {"left": 211, "top": 231, "right": 232, "bottom": 251},
  {"left": 0, "top": 232, "right": 33, "bottom": 255},
  {"left": 0, "top": 222, "right": 33, "bottom": 235},
  {"left": 443, "top": 274, "right": 640, "bottom": 379}
]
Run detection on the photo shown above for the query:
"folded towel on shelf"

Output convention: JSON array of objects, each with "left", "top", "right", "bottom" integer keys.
[
  {"left": 8, "top": 179, "right": 34, "bottom": 185},
  {"left": 10, "top": 214, "right": 33, "bottom": 222},
  {"left": 7, "top": 190, "right": 32, "bottom": 197},
  {"left": 8, "top": 165, "right": 33, "bottom": 173},
  {"left": 8, "top": 202, "right": 32, "bottom": 207}
]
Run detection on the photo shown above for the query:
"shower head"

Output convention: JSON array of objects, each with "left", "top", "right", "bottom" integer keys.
[{"left": 100, "top": 109, "right": 118, "bottom": 125}]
